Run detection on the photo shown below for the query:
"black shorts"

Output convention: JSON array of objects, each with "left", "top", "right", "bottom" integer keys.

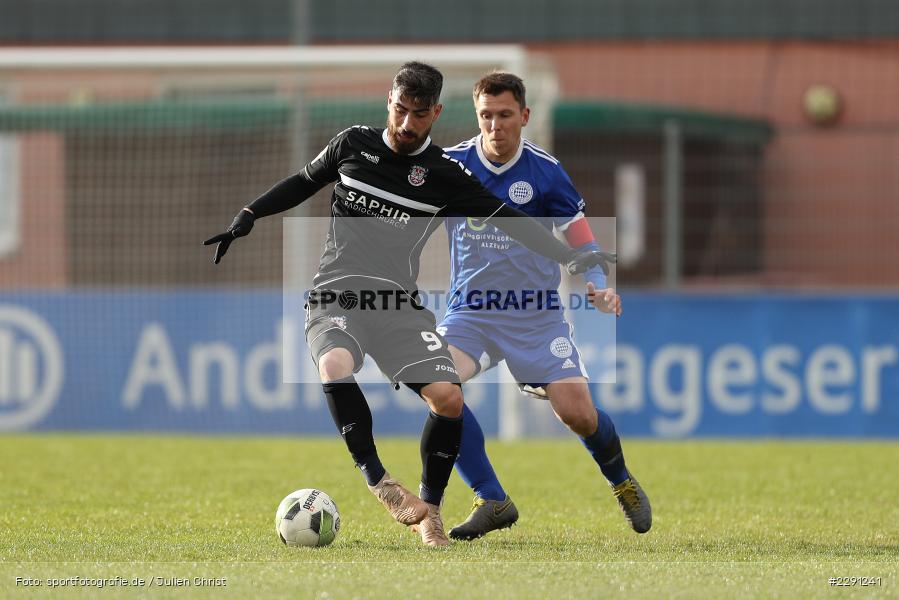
[{"left": 304, "top": 287, "right": 460, "bottom": 390}]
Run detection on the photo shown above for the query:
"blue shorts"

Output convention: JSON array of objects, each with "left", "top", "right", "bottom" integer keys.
[{"left": 437, "top": 311, "right": 588, "bottom": 393}]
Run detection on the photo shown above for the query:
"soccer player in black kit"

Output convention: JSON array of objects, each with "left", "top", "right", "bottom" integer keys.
[{"left": 205, "top": 62, "right": 614, "bottom": 546}]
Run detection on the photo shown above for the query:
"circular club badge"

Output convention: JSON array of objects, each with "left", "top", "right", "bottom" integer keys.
[
  {"left": 508, "top": 181, "right": 534, "bottom": 204},
  {"left": 549, "top": 336, "right": 573, "bottom": 359}
]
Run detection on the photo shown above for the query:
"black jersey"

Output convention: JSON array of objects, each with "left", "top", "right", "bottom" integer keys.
[
  {"left": 305, "top": 126, "right": 517, "bottom": 292},
  {"left": 247, "top": 125, "right": 574, "bottom": 294}
]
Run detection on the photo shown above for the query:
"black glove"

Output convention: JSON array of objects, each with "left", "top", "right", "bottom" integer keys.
[
  {"left": 203, "top": 208, "right": 255, "bottom": 264},
  {"left": 565, "top": 249, "right": 617, "bottom": 276}
]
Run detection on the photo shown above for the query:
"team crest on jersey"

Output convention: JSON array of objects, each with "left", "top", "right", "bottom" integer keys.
[
  {"left": 328, "top": 315, "right": 347, "bottom": 330},
  {"left": 508, "top": 181, "right": 534, "bottom": 204},
  {"left": 408, "top": 165, "right": 428, "bottom": 187},
  {"left": 549, "top": 336, "right": 573, "bottom": 358}
]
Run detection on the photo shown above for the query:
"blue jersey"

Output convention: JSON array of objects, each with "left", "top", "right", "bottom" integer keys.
[{"left": 443, "top": 135, "right": 589, "bottom": 320}]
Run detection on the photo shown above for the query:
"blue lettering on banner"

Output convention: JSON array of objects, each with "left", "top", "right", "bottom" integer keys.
[
  {"left": 573, "top": 294, "right": 899, "bottom": 437},
  {"left": 0, "top": 292, "right": 896, "bottom": 437}
]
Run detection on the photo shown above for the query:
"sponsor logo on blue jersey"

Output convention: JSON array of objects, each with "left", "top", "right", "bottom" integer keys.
[{"left": 444, "top": 138, "right": 583, "bottom": 319}]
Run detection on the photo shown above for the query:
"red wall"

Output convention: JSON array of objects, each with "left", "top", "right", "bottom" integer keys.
[{"left": 532, "top": 41, "right": 899, "bottom": 286}]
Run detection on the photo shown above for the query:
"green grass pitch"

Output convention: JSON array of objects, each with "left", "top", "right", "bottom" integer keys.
[{"left": 1, "top": 435, "right": 897, "bottom": 598}]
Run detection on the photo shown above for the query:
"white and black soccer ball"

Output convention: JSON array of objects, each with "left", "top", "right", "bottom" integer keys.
[{"left": 274, "top": 488, "right": 340, "bottom": 547}]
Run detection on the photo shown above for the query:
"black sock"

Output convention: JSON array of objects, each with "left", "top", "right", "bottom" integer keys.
[
  {"left": 419, "top": 410, "right": 463, "bottom": 506},
  {"left": 322, "top": 376, "right": 385, "bottom": 486}
]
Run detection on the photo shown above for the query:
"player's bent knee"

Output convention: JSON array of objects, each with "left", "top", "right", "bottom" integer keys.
[
  {"left": 318, "top": 348, "right": 356, "bottom": 382},
  {"left": 547, "top": 380, "right": 597, "bottom": 436},
  {"left": 554, "top": 397, "right": 598, "bottom": 436},
  {"left": 560, "top": 409, "right": 598, "bottom": 437},
  {"left": 420, "top": 382, "right": 463, "bottom": 418}
]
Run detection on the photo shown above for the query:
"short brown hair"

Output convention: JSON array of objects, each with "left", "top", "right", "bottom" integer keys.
[
  {"left": 393, "top": 61, "right": 443, "bottom": 107},
  {"left": 472, "top": 72, "right": 526, "bottom": 110}
]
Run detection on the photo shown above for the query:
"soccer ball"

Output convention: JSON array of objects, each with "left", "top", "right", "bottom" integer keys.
[{"left": 274, "top": 488, "right": 341, "bottom": 547}]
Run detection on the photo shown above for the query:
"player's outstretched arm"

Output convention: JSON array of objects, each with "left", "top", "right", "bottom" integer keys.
[
  {"left": 203, "top": 171, "right": 324, "bottom": 264},
  {"left": 204, "top": 125, "right": 352, "bottom": 264},
  {"left": 203, "top": 207, "right": 256, "bottom": 264},
  {"left": 449, "top": 166, "right": 616, "bottom": 274},
  {"left": 468, "top": 201, "right": 616, "bottom": 275},
  {"left": 203, "top": 130, "right": 341, "bottom": 264},
  {"left": 557, "top": 215, "right": 621, "bottom": 315}
]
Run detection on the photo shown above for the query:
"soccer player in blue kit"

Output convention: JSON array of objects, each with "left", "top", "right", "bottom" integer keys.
[{"left": 435, "top": 72, "right": 651, "bottom": 540}]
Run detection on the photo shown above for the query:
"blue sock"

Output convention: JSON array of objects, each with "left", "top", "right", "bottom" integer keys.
[
  {"left": 579, "top": 407, "right": 630, "bottom": 486},
  {"left": 454, "top": 404, "right": 507, "bottom": 501}
]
